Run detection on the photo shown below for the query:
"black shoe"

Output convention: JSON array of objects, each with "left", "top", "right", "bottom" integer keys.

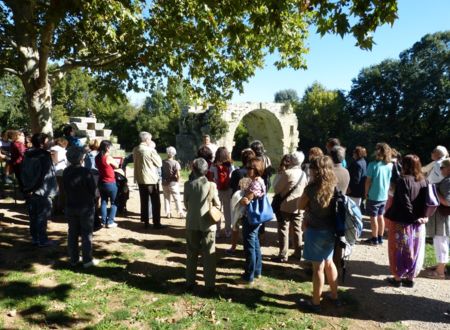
[
  {"left": 362, "top": 237, "right": 378, "bottom": 245},
  {"left": 297, "top": 298, "right": 321, "bottom": 313},
  {"left": 386, "top": 277, "right": 401, "bottom": 287},
  {"left": 153, "top": 224, "right": 166, "bottom": 230},
  {"left": 271, "top": 256, "right": 288, "bottom": 263},
  {"left": 401, "top": 279, "right": 414, "bottom": 288}
]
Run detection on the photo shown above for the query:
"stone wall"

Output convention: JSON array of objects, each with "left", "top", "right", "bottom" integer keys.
[{"left": 176, "top": 102, "right": 299, "bottom": 166}]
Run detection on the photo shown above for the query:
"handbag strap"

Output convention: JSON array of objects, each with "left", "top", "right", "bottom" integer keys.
[
  {"left": 280, "top": 171, "right": 305, "bottom": 202},
  {"left": 207, "top": 182, "right": 214, "bottom": 204}
]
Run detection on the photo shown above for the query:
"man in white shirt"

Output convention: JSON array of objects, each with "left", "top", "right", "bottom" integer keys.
[
  {"left": 201, "top": 134, "right": 218, "bottom": 160},
  {"left": 423, "top": 145, "right": 449, "bottom": 184}
]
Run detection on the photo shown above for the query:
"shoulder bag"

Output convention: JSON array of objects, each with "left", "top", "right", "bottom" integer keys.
[
  {"left": 271, "top": 171, "right": 305, "bottom": 220},
  {"left": 207, "top": 182, "right": 223, "bottom": 224}
]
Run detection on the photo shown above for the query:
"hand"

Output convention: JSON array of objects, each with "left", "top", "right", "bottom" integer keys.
[{"left": 417, "top": 217, "right": 428, "bottom": 224}]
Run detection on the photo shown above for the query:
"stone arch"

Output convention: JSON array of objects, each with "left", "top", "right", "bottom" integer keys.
[
  {"left": 176, "top": 102, "right": 299, "bottom": 165},
  {"left": 217, "top": 103, "right": 299, "bottom": 165}
]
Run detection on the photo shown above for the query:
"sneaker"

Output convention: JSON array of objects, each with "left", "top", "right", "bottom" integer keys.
[
  {"left": 153, "top": 224, "right": 166, "bottom": 230},
  {"left": 106, "top": 222, "right": 118, "bottom": 228},
  {"left": 83, "top": 259, "right": 100, "bottom": 268},
  {"left": 297, "top": 298, "right": 321, "bottom": 313},
  {"left": 38, "top": 239, "right": 59, "bottom": 247}
]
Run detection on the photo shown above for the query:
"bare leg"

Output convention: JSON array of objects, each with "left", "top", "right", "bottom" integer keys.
[
  {"left": 229, "top": 229, "right": 239, "bottom": 251},
  {"left": 312, "top": 261, "right": 325, "bottom": 305},
  {"left": 377, "top": 215, "right": 385, "bottom": 236},
  {"left": 324, "top": 259, "right": 338, "bottom": 299},
  {"left": 370, "top": 216, "right": 378, "bottom": 238}
]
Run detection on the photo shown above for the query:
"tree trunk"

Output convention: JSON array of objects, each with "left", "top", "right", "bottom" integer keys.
[{"left": 24, "top": 80, "right": 53, "bottom": 135}]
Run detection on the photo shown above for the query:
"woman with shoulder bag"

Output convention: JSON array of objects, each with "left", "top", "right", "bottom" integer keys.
[
  {"left": 384, "top": 155, "right": 428, "bottom": 287},
  {"left": 272, "top": 151, "right": 308, "bottom": 263}
]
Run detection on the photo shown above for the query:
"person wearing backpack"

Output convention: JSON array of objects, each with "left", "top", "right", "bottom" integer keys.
[
  {"left": 22, "top": 133, "right": 58, "bottom": 247},
  {"left": 161, "top": 146, "right": 185, "bottom": 219},
  {"left": 298, "top": 156, "right": 339, "bottom": 312},
  {"left": 210, "top": 147, "right": 235, "bottom": 238}
]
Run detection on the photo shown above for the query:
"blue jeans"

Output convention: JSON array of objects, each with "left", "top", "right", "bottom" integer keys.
[
  {"left": 99, "top": 182, "right": 118, "bottom": 225},
  {"left": 26, "top": 195, "right": 52, "bottom": 244},
  {"left": 242, "top": 217, "right": 262, "bottom": 282}
]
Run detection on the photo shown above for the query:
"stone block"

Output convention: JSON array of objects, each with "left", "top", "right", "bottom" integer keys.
[
  {"left": 72, "top": 122, "right": 88, "bottom": 131},
  {"left": 96, "top": 129, "right": 112, "bottom": 139},
  {"left": 94, "top": 123, "right": 105, "bottom": 130},
  {"left": 77, "top": 130, "right": 96, "bottom": 138},
  {"left": 70, "top": 117, "right": 97, "bottom": 124}
]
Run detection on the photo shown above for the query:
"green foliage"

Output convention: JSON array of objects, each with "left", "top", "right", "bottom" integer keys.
[
  {"left": 274, "top": 89, "right": 299, "bottom": 104},
  {"left": 232, "top": 121, "right": 250, "bottom": 161},
  {"left": 0, "top": 0, "right": 399, "bottom": 132},
  {"left": 347, "top": 32, "right": 450, "bottom": 159},
  {"left": 0, "top": 74, "right": 27, "bottom": 130},
  {"left": 296, "top": 82, "right": 349, "bottom": 152}
]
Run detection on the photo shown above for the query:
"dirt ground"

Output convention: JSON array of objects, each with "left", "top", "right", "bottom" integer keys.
[{"left": 1, "top": 176, "right": 449, "bottom": 329}]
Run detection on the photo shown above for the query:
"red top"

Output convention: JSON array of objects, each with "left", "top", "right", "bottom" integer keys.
[
  {"left": 10, "top": 141, "right": 26, "bottom": 166},
  {"left": 95, "top": 155, "right": 115, "bottom": 183}
]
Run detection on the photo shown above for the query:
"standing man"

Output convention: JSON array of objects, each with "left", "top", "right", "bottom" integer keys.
[
  {"left": 201, "top": 134, "right": 218, "bottom": 161},
  {"left": 133, "top": 132, "right": 163, "bottom": 229},
  {"left": 21, "top": 133, "right": 58, "bottom": 247}
]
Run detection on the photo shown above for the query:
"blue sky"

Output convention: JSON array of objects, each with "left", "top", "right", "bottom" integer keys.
[{"left": 128, "top": 0, "right": 450, "bottom": 105}]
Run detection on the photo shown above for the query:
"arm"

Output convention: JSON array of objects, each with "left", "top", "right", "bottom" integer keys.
[
  {"left": 298, "top": 191, "right": 310, "bottom": 210},
  {"left": 183, "top": 182, "right": 189, "bottom": 211},
  {"left": 365, "top": 176, "right": 372, "bottom": 198},
  {"left": 106, "top": 155, "right": 119, "bottom": 169}
]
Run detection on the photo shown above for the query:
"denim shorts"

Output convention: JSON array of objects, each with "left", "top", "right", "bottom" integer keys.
[{"left": 366, "top": 199, "right": 387, "bottom": 217}]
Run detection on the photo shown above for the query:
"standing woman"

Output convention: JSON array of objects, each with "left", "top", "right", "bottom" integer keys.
[
  {"left": 426, "top": 158, "right": 450, "bottom": 279},
  {"left": 384, "top": 155, "right": 428, "bottom": 287},
  {"left": 95, "top": 140, "right": 119, "bottom": 228},
  {"left": 347, "top": 146, "right": 367, "bottom": 207},
  {"left": 298, "top": 156, "right": 338, "bottom": 312},
  {"left": 210, "top": 147, "right": 235, "bottom": 237},
  {"left": 10, "top": 130, "right": 27, "bottom": 191},
  {"left": 238, "top": 157, "right": 266, "bottom": 285}
]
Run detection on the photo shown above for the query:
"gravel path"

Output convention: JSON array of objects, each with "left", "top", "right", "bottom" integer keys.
[{"left": 1, "top": 176, "right": 449, "bottom": 329}]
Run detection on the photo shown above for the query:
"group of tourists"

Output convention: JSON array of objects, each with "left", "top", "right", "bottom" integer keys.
[{"left": 0, "top": 127, "right": 449, "bottom": 312}]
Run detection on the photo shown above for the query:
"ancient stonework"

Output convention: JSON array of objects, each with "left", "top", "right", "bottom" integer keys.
[
  {"left": 69, "top": 116, "right": 125, "bottom": 157},
  {"left": 176, "top": 102, "right": 299, "bottom": 165}
]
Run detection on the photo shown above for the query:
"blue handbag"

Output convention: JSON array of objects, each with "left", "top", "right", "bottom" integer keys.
[{"left": 246, "top": 195, "right": 275, "bottom": 226}]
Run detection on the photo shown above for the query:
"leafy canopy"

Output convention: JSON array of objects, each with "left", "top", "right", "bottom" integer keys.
[{"left": 0, "top": 0, "right": 398, "bottom": 101}]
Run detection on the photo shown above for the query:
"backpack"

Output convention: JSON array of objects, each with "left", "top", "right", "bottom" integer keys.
[
  {"left": 21, "top": 153, "right": 47, "bottom": 194},
  {"left": 333, "top": 190, "right": 363, "bottom": 246},
  {"left": 216, "top": 164, "right": 230, "bottom": 190}
]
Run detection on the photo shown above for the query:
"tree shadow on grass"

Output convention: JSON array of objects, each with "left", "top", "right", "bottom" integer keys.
[{"left": 0, "top": 280, "right": 89, "bottom": 327}]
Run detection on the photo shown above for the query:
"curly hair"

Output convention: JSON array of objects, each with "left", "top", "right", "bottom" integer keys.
[
  {"left": 375, "top": 142, "right": 392, "bottom": 164},
  {"left": 308, "top": 156, "right": 337, "bottom": 208}
]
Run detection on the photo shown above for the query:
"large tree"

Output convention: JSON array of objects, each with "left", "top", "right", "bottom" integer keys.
[
  {"left": 296, "top": 82, "right": 349, "bottom": 151},
  {"left": 347, "top": 31, "right": 450, "bottom": 159},
  {"left": 0, "top": 0, "right": 398, "bottom": 133}
]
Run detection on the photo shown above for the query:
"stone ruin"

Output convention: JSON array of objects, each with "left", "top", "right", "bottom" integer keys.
[
  {"left": 69, "top": 116, "right": 125, "bottom": 157},
  {"left": 176, "top": 102, "right": 299, "bottom": 166}
]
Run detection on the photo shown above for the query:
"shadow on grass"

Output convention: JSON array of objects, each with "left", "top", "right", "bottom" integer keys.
[{"left": 0, "top": 280, "right": 89, "bottom": 327}]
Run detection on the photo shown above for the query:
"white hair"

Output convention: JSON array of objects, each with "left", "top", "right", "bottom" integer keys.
[
  {"left": 290, "top": 151, "right": 305, "bottom": 166},
  {"left": 435, "top": 145, "right": 449, "bottom": 158},
  {"left": 139, "top": 131, "right": 152, "bottom": 142},
  {"left": 166, "top": 146, "right": 177, "bottom": 157}
]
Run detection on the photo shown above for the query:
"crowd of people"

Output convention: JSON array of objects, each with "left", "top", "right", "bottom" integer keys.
[{"left": 0, "top": 127, "right": 449, "bottom": 312}]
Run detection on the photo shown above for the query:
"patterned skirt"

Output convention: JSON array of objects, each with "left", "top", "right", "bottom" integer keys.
[{"left": 387, "top": 219, "right": 425, "bottom": 279}]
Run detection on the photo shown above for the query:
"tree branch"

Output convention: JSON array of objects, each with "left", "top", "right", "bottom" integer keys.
[{"left": 1, "top": 67, "right": 20, "bottom": 76}]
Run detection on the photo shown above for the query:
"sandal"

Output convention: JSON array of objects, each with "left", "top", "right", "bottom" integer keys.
[
  {"left": 323, "top": 293, "right": 343, "bottom": 307},
  {"left": 425, "top": 270, "right": 445, "bottom": 280}
]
